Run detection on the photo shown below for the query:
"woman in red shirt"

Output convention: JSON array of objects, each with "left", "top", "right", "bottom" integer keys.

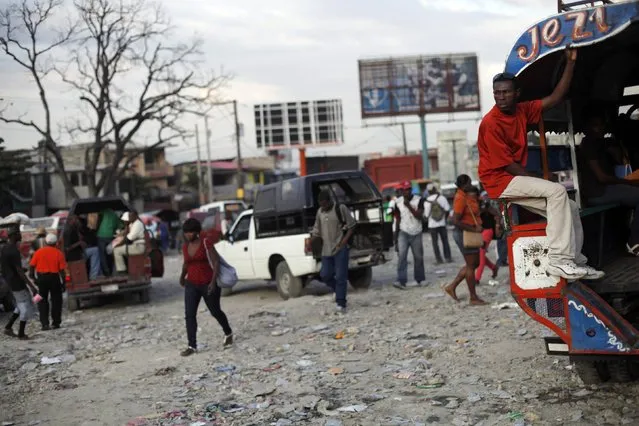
[
  {"left": 180, "top": 218, "right": 233, "bottom": 356},
  {"left": 443, "top": 175, "right": 486, "bottom": 306}
]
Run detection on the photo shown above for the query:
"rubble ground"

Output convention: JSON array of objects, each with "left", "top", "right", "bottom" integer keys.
[{"left": 2, "top": 240, "right": 639, "bottom": 426}]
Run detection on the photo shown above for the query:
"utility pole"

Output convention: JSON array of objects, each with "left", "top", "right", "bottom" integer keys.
[
  {"left": 401, "top": 123, "right": 408, "bottom": 155},
  {"left": 204, "top": 115, "right": 214, "bottom": 203},
  {"left": 233, "top": 99, "right": 244, "bottom": 199},
  {"left": 194, "top": 124, "right": 205, "bottom": 205},
  {"left": 451, "top": 138, "right": 459, "bottom": 179}
]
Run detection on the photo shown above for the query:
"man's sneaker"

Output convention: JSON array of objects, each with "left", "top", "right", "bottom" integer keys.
[
  {"left": 581, "top": 265, "right": 605, "bottom": 280},
  {"left": 392, "top": 282, "right": 407, "bottom": 290},
  {"left": 546, "top": 262, "right": 588, "bottom": 280},
  {"left": 180, "top": 347, "right": 197, "bottom": 357},
  {"left": 335, "top": 305, "right": 347, "bottom": 314}
]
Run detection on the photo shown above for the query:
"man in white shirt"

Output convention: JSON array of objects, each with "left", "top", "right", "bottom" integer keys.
[
  {"left": 393, "top": 181, "right": 426, "bottom": 289},
  {"left": 113, "top": 210, "right": 146, "bottom": 275},
  {"left": 423, "top": 183, "right": 453, "bottom": 264}
]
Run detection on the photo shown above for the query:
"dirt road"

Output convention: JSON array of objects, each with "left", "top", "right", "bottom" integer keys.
[{"left": 1, "top": 237, "right": 639, "bottom": 426}]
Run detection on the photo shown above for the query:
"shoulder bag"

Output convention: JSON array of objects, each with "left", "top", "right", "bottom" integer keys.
[
  {"left": 462, "top": 200, "right": 484, "bottom": 249},
  {"left": 203, "top": 237, "right": 237, "bottom": 289}
]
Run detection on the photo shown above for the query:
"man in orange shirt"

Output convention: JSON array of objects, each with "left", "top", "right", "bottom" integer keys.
[
  {"left": 29, "top": 233, "right": 67, "bottom": 330},
  {"left": 478, "top": 48, "right": 603, "bottom": 281}
]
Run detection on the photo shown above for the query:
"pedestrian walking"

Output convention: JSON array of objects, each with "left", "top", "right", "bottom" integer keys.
[
  {"left": 179, "top": 218, "right": 233, "bottom": 356},
  {"left": 423, "top": 183, "right": 453, "bottom": 264},
  {"left": 2, "top": 226, "right": 38, "bottom": 339},
  {"left": 29, "top": 233, "right": 66, "bottom": 330},
  {"left": 444, "top": 176, "right": 486, "bottom": 305},
  {"left": 475, "top": 192, "right": 502, "bottom": 284},
  {"left": 393, "top": 181, "right": 426, "bottom": 289},
  {"left": 310, "top": 190, "right": 356, "bottom": 313}
]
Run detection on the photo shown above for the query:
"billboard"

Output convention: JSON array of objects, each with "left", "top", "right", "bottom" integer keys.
[
  {"left": 358, "top": 53, "right": 480, "bottom": 118},
  {"left": 254, "top": 99, "right": 344, "bottom": 150}
]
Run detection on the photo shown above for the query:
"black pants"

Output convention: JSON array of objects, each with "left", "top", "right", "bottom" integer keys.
[
  {"left": 184, "top": 281, "right": 232, "bottom": 349},
  {"left": 37, "top": 273, "right": 63, "bottom": 327},
  {"left": 430, "top": 226, "right": 452, "bottom": 263}
]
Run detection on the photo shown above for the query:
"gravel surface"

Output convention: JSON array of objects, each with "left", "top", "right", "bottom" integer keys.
[{"left": 1, "top": 233, "right": 639, "bottom": 426}]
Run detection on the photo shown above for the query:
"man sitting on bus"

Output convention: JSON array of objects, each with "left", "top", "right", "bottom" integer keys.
[
  {"left": 478, "top": 48, "right": 604, "bottom": 281},
  {"left": 579, "top": 109, "right": 639, "bottom": 255}
]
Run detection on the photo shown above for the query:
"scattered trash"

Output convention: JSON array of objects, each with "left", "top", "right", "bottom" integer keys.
[
  {"left": 416, "top": 383, "right": 443, "bottom": 389},
  {"left": 296, "top": 359, "right": 314, "bottom": 367},
  {"left": 455, "top": 338, "right": 469, "bottom": 344},
  {"left": 573, "top": 389, "right": 593, "bottom": 397},
  {"left": 215, "top": 365, "right": 236, "bottom": 373},
  {"left": 488, "top": 279, "right": 499, "bottom": 286},
  {"left": 263, "top": 364, "right": 282, "bottom": 372},
  {"left": 335, "top": 330, "right": 345, "bottom": 339},
  {"left": 271, "top": 328, "right": 292, "bottom": 336},
  {"left": 508, "top": 411, "right": 524, "bottom": 420},
  {"left": 336, "top": 404, "right": 367, "bottom": 413},
  {"left": 154, "top": 366, "right": 176, "bottom": 376},
  {"left": 517, "top": 329, "right": 528, "bottom": 336},
  {"left": 328, "top": 367, "right": 344, "bottom": 375},
  {"left": 467, "top": 393, "right": 482, "bottom": 403},
  {"left": 393, "top": 372, "right": 413, "bottom": 379},
  {"left": 324, "top": 419, "right": 343, "bottom": 426},
  {"left": 435, "top": 269, "right": 447, "bottom": 276},
  {"left": 493, "top": 302, "right": 519, "bottom": 310},
  {"left": 40, "top": 357, "right": 62, "bottom": 365}
]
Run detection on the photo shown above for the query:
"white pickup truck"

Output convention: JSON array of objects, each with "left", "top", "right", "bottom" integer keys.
[{"left": 215, "top": 171, "right": 393, "bottom": 299}]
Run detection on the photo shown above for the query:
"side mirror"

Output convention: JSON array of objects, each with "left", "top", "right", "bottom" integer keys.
[{"left": 228, "top": 234, "right": 235, "bottom": 244}]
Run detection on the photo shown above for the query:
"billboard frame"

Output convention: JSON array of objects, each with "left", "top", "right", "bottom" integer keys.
[{"left": 357, "top": 53, "right": 481, "bottom": 119}]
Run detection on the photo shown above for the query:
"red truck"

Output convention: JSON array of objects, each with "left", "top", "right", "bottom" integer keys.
[{"left": 364, "top": 155, "right": 423, "bottom": 189}]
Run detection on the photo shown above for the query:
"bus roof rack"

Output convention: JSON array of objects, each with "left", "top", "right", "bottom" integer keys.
[{"left": 557, "top": 0, "right": 615, "bottom": 12}]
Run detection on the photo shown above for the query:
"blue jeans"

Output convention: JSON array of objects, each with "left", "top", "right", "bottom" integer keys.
[
  {"left": 320, "top": 247, "right": 349, "bottom": 308},
  {"left": 184, "top": 281, "right": 232, "bottom": 349},
  {"left": 496, "top": 238, "right": 508, "bottom": 267},
  {"left": 397, "top": 231, "right": 425, "bottom": 284},
  {"left": 84, "top": 246, "right": 102, "bottom": 280},
  {"left": 97, "top": 237, "right": 113, "bottom": 275}
]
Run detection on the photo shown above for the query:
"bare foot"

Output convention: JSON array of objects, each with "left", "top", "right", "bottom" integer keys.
[
  {"left": 469, "top": 298, "right": 487, "bottom": 306},
  {"left": 443, "top": 284, "right": 460, "bottom": 302}
]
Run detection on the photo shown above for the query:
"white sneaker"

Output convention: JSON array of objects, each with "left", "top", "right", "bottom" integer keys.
[
  {"left": 581, "top": 265, "right": 605, "bottom": 280},
  {"left": 546, "top": 262, "right": 588, "bottom": 280}
]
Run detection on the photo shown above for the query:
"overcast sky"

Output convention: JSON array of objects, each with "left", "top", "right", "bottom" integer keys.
[{"left": 0, "top": 0, "right": 555, "bottom": 165}]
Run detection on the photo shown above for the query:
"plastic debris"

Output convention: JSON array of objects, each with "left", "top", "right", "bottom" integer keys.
[{"left": 336, "top": 404, "right": 367, "bottom": 413}]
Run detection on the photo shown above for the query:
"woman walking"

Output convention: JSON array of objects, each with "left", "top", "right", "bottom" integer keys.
[
  {"left": 475, "top": 191, "right": 501, "bottom": 284},
  {"left": 444, "top": 175, "right": 486, "bottom": 305},
  {"left": 179, "top": 218, "right": 233, "bottom": 356}
]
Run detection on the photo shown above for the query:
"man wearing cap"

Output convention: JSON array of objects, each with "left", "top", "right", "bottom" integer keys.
[
  {"left": 393, "top": 181, "right": 426, "bottom": 289},
  {"left": 113, "top": 210, "right": 146, "bottom": 275},
  {"left": 2, "top": 226, "right": 38, "bottom": 339},
  {"left": 478, "top": 48, "right": 603, "bottom": 281},
  {"left": 423, "top": 183, "right": 453, "bottom": 264},
  {"left": 29, "top": 233, "right": 66, "bottom": 330},
  {"left": 31, "top": 227, "right": 47, "bottom": 252}
]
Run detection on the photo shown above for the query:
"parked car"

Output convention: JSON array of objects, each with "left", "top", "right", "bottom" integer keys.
[
  {"left": 61, "top": 196, "right": 164, "bottom": 311},
  {"left": 215, "top": 171, "right": 393, "bottom": 299}
]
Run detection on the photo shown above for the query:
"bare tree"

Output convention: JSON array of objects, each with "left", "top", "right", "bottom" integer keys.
[
  {"left": 0, "top": 0, "right": 228, "bottom": 198},
  {"left": 0, "top": 0, "right": 78, "bottom": 198}
]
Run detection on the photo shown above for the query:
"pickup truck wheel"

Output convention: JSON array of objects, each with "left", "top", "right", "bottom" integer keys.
[
  {"left": 276, "top": 261, "right": 303, "bottom": 300},
  {"left": 139, "top": 289, "right": 150, "bottom": 304},
  {"left": 349, "top": 267, "right": 373, "bottom": 290},
  {"left": 571, "top": 357, "right": 610, "bottom": 384},
  {"left": 220, "top": 287, "right": 233, "bottom": 297},
  {"left": 67, "top": 296, "right": 81, "bottom": 312}
]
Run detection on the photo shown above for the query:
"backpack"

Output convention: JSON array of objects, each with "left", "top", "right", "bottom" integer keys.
[
  {"left": 334, "top": 203, "right": 355, "bottom": 246},
  {"left": 427, "top": 195, "right": 446, "bottom": 222}
]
